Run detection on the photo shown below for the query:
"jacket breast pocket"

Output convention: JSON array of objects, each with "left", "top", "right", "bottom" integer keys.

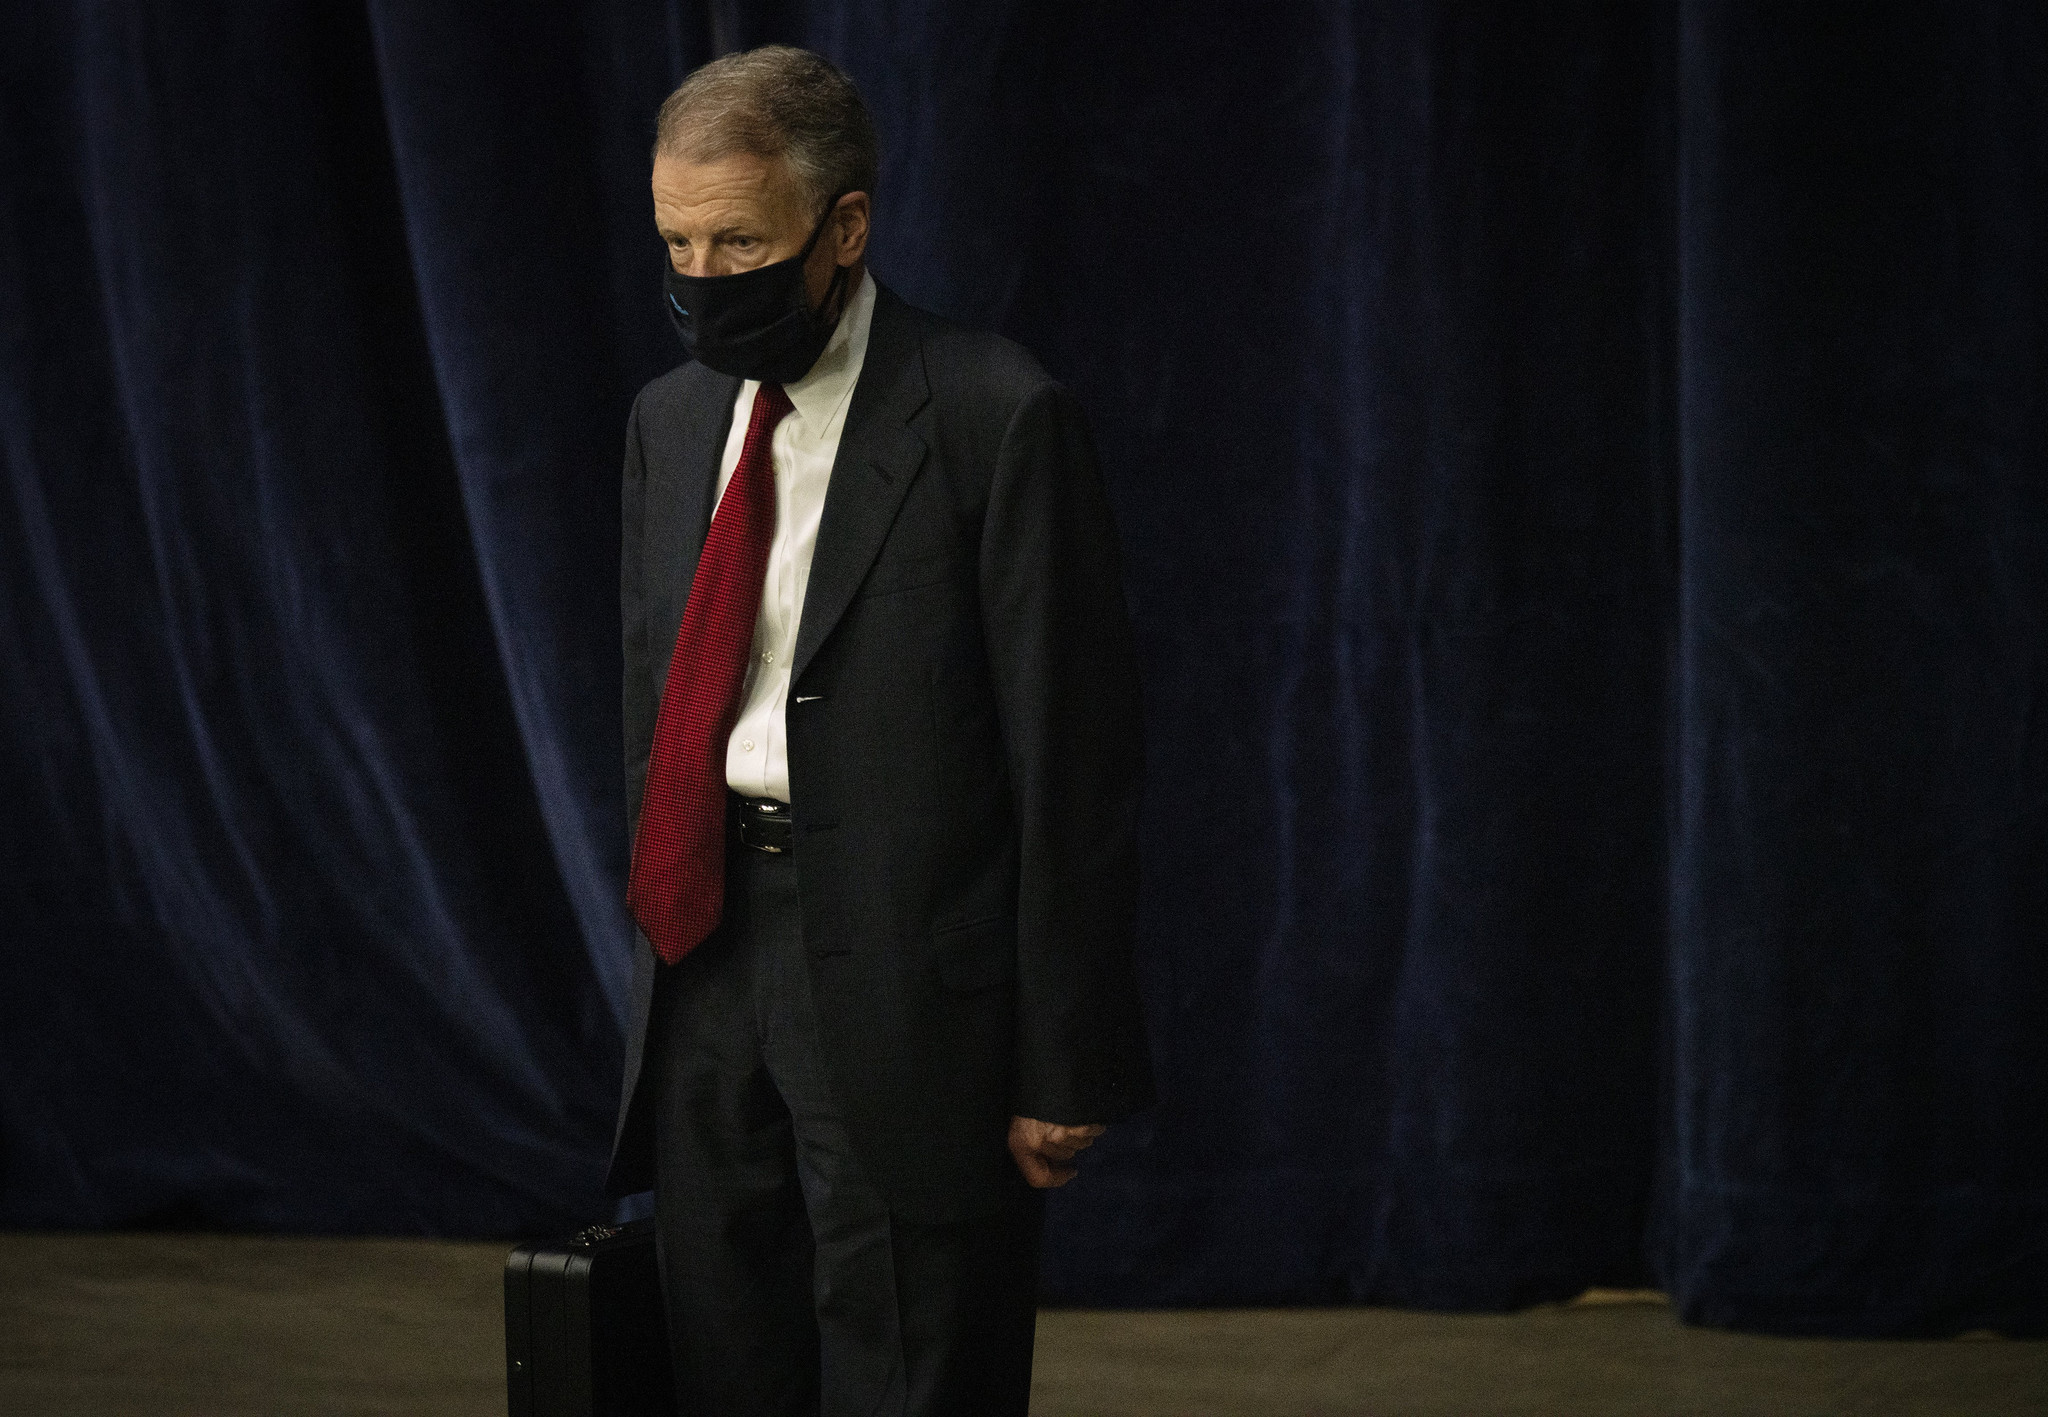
[
  {"left": 928, "top": 914, "right": 1018, "bottom": 994},
  {"left": 859, "top": 548, "right": 956, "bottom": 600}
]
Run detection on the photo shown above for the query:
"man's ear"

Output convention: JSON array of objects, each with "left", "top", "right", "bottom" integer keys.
[{"left": 834, "top": 192, "right": 871, "bottom": 266}]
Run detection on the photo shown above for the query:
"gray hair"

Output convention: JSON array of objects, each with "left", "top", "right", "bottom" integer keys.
[{"left": 653, "top": 46, "right": 879, "bottom": 211}]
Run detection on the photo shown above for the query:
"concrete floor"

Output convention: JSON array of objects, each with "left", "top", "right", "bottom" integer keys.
[{"left": 2, "top": 1232, "right": 2043, "bottom": 1416}]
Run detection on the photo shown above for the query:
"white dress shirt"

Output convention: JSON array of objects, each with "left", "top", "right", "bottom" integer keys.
[{"left": 719, "top": 269, "right": 877, "bottom": 802}]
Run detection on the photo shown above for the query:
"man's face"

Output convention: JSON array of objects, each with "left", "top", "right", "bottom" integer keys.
[{"left": 651, "top": 150, "right": 867, "bottom": 309}]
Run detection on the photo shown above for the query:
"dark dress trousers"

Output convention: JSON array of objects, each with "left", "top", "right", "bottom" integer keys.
[{"left": 611, "top": 282, "right": 1155, "bottom": 1411}]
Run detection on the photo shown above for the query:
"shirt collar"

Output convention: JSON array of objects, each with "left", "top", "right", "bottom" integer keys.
[{"left": 767, "top": 269, "right": 876, "bottom": 436}]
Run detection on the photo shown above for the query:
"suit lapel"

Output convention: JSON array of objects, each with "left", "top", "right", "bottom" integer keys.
[
  {"left": 650, "top": 369, "right": 740, "bottom": 676},
  {"left": 791, "top": 285, "right": 931, "bottom": 684}
]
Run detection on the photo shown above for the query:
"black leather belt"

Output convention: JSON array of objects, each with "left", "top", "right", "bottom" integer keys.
[{"left": 729, "top": 792, "right": 794, "bottom": 854}]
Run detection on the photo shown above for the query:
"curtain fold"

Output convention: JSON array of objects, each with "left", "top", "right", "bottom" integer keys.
[
  {"left": 1661, "top": 1, "right": 2048, "bottom": 1334},
  {"left": 2, "top": 1, "right": 2041, "bottom": 1334}
]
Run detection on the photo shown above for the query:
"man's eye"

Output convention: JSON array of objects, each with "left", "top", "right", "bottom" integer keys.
[{"left": 731, "top": 236, "right": 755, "bottom": 249}]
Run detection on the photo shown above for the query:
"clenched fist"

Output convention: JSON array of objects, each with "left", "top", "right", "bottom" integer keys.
[{"left": 1008, "top": 1116, "right": 1106, "bottom": 1188}]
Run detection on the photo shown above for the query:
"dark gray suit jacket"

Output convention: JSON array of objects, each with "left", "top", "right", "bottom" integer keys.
[{"left": 608, "top": 283, "right": 1154, "bottom": 1222}]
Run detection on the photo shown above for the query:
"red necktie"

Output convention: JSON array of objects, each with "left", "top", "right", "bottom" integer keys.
[{"left": 627, "top": 382, "right": 794, "bottom": 964}]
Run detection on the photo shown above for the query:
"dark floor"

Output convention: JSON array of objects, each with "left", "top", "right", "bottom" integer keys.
[{"left": 1, "top": 1233, "right": 2043, "bottom": 1416}]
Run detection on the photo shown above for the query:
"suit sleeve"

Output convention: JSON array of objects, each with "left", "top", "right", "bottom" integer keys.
[
  {"left": 979, "top": 381, "right": 1157, "bottom": 1126},
  {"left": 621, "top": 392, "right": 654, "bottom": 848}
]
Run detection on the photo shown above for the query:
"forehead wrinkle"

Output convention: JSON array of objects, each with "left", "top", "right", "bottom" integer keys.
[{"left": 652, "top": 153, "right": 810, "bottom": 247}]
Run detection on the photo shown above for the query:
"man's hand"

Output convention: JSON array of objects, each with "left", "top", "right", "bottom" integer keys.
[{"left": 1008, "top": 1116, "right": 1106, "bottom": 1188}]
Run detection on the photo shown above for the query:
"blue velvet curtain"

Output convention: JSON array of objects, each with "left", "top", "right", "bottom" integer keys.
[{"left": 3, "top": 1, "right": 2042, "bottom": 1336}]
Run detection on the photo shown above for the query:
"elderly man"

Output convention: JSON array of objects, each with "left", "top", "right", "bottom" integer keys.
[{"left": 606, "top": 45, "right": 1153, "bottom": 1416}]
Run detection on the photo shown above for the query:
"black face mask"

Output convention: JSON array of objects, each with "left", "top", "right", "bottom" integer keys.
[{"left": 664, "top": 196, "right": 851, "bottom": 384}]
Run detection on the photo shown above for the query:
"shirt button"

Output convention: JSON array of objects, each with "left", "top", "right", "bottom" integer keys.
[
  {"left": 762, "top": 651, "right": 775, "bottom": 663},
  {"left": 741, "top": 739, "right": 755, "bottom": 752}
]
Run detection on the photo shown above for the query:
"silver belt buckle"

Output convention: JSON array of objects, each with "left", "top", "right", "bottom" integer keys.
[{"left": 744, "top": 798, "right": 790, "bottom": 853}]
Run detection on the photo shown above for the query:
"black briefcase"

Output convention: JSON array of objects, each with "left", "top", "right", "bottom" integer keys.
[{"left": 504, "top": 1219, "right": 678, "bottom": 1417}]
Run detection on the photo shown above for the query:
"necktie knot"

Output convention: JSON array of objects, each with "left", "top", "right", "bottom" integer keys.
[{"left": 755, "top": 381, "right": 793, "bottom": 426}]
